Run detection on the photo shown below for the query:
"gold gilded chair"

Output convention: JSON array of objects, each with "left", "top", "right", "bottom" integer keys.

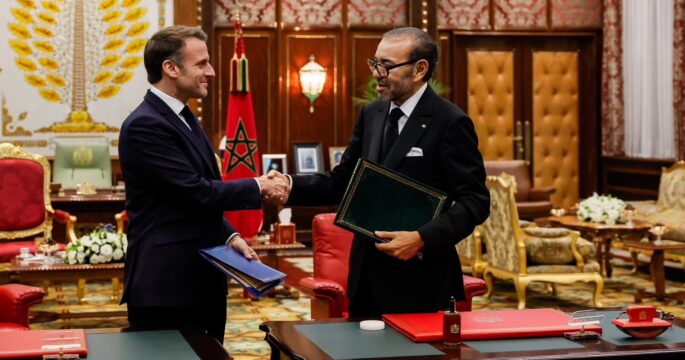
[
  {"left": 629, "top": 161, "right": 685, "bottom": 268},
  {"left": 0, "top": 143, "right": 77, "bottom": 262},
  {"left": 481, "top": 174, "right": 604, "bottom": 309},
  {"left": 456, "top": 227, "right": 487, "bottom": 278}
]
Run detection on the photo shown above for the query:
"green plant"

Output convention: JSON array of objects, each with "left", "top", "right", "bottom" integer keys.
[{"left": 352, "top": 76, "right": 450, "bottom": 106}]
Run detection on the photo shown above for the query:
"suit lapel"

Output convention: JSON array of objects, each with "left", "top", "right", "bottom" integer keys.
[
  {"left": 367, "top": 104, "right": 389, "bottom": 163},
  {"left": 144, "top": 91, "right": 218, "bottom": 178},
  {"left": 383, "top": 87, "right": 437, "bottom": 169}
]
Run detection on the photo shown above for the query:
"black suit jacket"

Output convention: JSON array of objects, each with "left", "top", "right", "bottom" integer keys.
[
  {"left": 289, "top": 86, "right": 489, "bottom": 313},
  {"left": 118, "top": 90, "right": 261, "bottom": 307}
]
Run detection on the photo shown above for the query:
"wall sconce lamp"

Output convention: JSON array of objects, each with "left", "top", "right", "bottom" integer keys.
[{"left": 299, "top": 54, "right": 327, "bottom": 113}]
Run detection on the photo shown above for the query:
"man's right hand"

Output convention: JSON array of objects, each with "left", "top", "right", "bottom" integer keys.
[{"left": 257, "top": 172, "right": 290, "bottom": 204}]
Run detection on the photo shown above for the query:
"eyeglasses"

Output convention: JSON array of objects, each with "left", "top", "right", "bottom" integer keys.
[{"left": 367, "top": 58, "right": 419, "bottom": 78}]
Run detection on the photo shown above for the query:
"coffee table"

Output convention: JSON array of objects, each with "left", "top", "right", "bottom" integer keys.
[
  {"left": 548, "top": 216, "right": 651, "bottom": 277},
  {"left": 249, "top": 241, "right": 306, "bottom": 298},
  {"left": 2, "top": 258, "right": 124, "bottom": 306},
  {"left": 624, "top": 240, "right": 685, "bottom": 304}
]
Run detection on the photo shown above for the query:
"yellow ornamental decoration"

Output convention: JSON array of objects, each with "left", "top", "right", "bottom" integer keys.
[
  {"left": 8, "top": 23, "right": 31, "bottom": 39},
  {"left": 120, "top": 57, "right": 142, "bottom": 69},
  {"left": 41, "top": 1, "right": 60, "bottom": 13},
  {"left": 9, "top": 40, "right": 32, "bottom": 56},
  {"left": 9, "top": 0, "right": 149, "bottom": 133},
  {"left": 10, "top": 7, "right": 33, "bottom": 23},
  {"left": 102, "top": 10, "right": 122, "bottom": 22},
  {"left": 38, "top": 57, "right": 58, "bottom": 70},
  {"left": 18, "top": 0, "right": 37, "bottom": 9},
  {"left": 123, "top": 0, "right": 141, "bottom": 8},
  {"left": 34, "top": 26, "right": 54, "bottom": 38},
  {"left": 25, "top": 74, "right": 46, "bottom": 87},
  {"left": 16, "top": 57, "right": 37, "bottom": 72},
  {"left": 124, "top": 8, "right": 146, "bottom": 22},
  {"left": 46, "top": 74, "right": 65, "bottom": 87},
  {"left": 37, "top": 12, "right": 57, "bottom": 26},
  {"left": 103, "top": 39, "right": 124, "bottom": 51},
  {"left": 38, "top": 88, "right": 60, "bottom": 102}
]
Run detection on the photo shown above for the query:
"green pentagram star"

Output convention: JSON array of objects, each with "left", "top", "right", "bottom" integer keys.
[{"left": 224, "top": 117, "right": 259, "bottom": 174}]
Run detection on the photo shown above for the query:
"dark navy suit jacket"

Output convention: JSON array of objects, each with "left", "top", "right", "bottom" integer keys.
[
  {"left": 289, "top": 86, "right": 490, "bottom": 313},
  {"left": 118, "top": 90, "right": 261, "bottom": 307}
]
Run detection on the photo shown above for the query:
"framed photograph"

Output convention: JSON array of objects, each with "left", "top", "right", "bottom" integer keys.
[
  {"left": 293, "top": 143, "right": 324, "bottom": 175},
  {"left": 329, "top": 146, "right": 346, "bottom": 170},
  {"left": 262, "top": 154, "right": 287, "bottom": 175}
]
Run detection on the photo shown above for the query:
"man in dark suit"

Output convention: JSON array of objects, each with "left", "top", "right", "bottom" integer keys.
[
  {"left": 118, "top": 26, "right": 287, "bottom": 342},
  {"left": 278, "top": 27, "right": 489, "bottom": 316}
]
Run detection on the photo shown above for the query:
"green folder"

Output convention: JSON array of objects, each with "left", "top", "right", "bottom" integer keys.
[{"left": 335, "top": 159, "right": 448, "bottom": 242}]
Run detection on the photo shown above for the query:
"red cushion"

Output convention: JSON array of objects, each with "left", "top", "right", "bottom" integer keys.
[
  {"left": 0, "top": 159, "right": 46, "bottom": 231},
  {"left": 312, "top": 214, "right": 353, "bottom": 295},
  {"left": 0, "top": 324, "right": 28, "bottom": 331}
]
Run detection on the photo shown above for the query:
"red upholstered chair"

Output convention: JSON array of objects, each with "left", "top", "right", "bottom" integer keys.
[
  {"left": 484, "top": 160, "right": 555, "bottom": 220},
  {"left": 0, "top": 284, "right": 45, "bottom": 331},
  {"left": 299, "top": 213, "right": 488, "bottom": 319},
  {"left": 0, "top": 143, "right": 77, "bottom": 262}
]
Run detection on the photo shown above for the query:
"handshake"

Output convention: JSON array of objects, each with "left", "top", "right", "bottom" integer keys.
[{"left": 257, "top": 170, "right": 291, "bottom": 205}]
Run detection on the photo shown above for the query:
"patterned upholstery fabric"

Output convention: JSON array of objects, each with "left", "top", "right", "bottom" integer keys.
[
  {"left": 523, "top": 226, "right": 570, "bottom": 237},
  {"left": 658, "top": 165, "right": 685, "bottom": 210},
  {"left": 0, "top": 159, "right": 45, "bottom": 231},
  {"left": 526, "top": 235, "right": 595, "bottom": 265},
  {"left": 527, "top": 261, "right": 600, "bottom": 274},
  {"left": 456, "top": 232, "right": 477, "bottom": 260},
  {"left": 481, "top": 177, "right": 520, "bottom": 273}
]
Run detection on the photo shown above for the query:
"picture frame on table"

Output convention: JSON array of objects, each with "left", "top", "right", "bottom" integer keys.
[
  {"left": 293, "top": 143, "right": 323, "bottom": 175},
  {"left": 262, "top": 154, "right": 287, "bottom": 175},
  {"left": 328, "top": 147, "right": 346, "bottom": 170}
]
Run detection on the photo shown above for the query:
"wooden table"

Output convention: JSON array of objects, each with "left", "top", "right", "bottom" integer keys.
[
  {"left": 260, "top": 316, "right": 685, "bottom": 360},
  {"left": 2, "top": 258, "right": 124, "bottom": 306},
  {"left": 548, "top": 216, "right": 651, "bottom": 277},
  {"left": 624, "top": 240, "right": 685, "bottom": 304},
  {"left": 249, "top": 241, "right": 306, "bottom": 298}
]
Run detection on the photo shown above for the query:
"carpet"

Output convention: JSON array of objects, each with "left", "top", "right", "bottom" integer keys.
[{"left": 25, "top": 256, "right": 685, "bottom": 360}]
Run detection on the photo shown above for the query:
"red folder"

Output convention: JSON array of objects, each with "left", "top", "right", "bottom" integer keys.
[
  {"left": 383, "top": 308, "right": 603, "bottom": 342},
  {"left": 0, "top": 329, "right": 88, "bottom": 359}
]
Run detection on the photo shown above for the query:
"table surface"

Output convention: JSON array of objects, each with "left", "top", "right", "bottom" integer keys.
[
  {"left": 624, "top": 240, "right": 685, "bottom": 251},
  {"left": 548, "top": 215, "right": 652, "bottom": 231},
  {"left": 9, "top": 258, "right": 124, "bottom": 272},
  {"left": 85, "top": 328, "right": 230, "bottom": 360},
  {"left": 260, "top": 315, "right": 685, "bottom": 360},
  {"left": 50, "top": 188, "right": 126, "bottom": 203}
]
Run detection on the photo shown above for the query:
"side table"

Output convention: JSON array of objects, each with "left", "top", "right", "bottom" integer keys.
[
  {"left": 248, "top": 241, "right": 306, "bottom": 298},
  {"left": 624, "top": 240, "right": 685, "bottom": 304}
]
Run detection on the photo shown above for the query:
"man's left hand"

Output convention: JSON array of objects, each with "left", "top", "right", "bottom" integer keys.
[
  {"left": 229, "top": 236, "right": 260, "bottom": 262},
  {"left": 374, "top": 231, "right": 423, "bottom": 261}
]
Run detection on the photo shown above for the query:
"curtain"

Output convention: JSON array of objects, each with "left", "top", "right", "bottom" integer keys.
[
  {"left": 674, "top": 0, "right": 685, "bottom": 160},
  {"left": 623, "top": 0, "right": 675, "bottom": 159}
]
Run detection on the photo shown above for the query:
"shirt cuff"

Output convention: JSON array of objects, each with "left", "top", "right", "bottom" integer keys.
[
  {"left": 285, "top": 175, "right": 292, "bottom": 190},
  {"left": 225, "top": 232, "right": 240, "bottom": 246},
  {"left": 253, "top": 178, "right": 261, "bottom": 193}
]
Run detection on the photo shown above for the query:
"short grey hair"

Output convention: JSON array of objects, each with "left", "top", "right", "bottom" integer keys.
[{"left": 383, "top": 27, "right": 438, "bottom": 81}]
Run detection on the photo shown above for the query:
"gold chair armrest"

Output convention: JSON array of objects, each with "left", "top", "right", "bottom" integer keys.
[{"left": 569, "top": 231, "right": 585, "bottom": 268}]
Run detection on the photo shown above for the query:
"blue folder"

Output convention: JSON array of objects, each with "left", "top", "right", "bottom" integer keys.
[{"left": 199, "top": 246, "right": 286, "bottom": 297}]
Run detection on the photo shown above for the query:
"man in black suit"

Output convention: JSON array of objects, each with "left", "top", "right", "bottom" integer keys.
[
  {"left": 118, "top": 26, "right": 287, "bottom": 342},
  {"left": 277, "top": 27, "right": 489, "bottom": 316}
]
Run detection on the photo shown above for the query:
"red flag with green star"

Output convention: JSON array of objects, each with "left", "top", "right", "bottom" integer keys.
[{"left": 222, "top": 16, "right": 262, "bottom": 239}]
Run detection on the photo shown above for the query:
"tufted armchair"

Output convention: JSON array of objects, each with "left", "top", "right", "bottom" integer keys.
[
  {"left": 629, "top": 161, "right": 685, "bottom": 268},
  {"left": 299, "top": 213, "right": 488, "bottom": 319},
  {"left": 0, "top": 143, "right": 77, "bottom": 262},
  {"left": 0, "top": 284, "right": 45, "bottom": 331},
  {"left": 481, "top": 174, "right": 604, "bottom": 309},
  {"left": 484, "top": 160, "right": 554, "bottom": 220}
]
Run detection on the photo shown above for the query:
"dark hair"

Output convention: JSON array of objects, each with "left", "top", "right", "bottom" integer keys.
[
  {"left": 383, "top": 27, "right": 438, "bottom": 81},
  {"left": 143, "top": 25, "right": 208, "bottom": 84}
]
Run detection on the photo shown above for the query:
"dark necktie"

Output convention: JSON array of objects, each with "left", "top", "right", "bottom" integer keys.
[
  {"left": 180, "top": 105, "right": 200, "bottom": 134},
  {"left": 381, "top": 107, "right": 404, "bottom": 161}
]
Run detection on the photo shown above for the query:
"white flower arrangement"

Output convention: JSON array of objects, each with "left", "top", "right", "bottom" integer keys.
[
  {"left": 64, "top": 224, "right": 127, "bottom": 265},
  {"left": 576, "top": 193, "right": 627, "bottom": 225}
]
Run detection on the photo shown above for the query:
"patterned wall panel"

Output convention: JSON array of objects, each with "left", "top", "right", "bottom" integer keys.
[
  {"left": 349, "top": 0, "right": 406, "bottom": 27},
  {"left": 551, "top": 0, "right": 602, "bottom": 29},
  {"left": 494, "top": 0, "right": 546, "bottom": 30},
  {"left": 601, "top": 0, "right": 624, "bottom": 156},
  {"left": 674, "top": 0, "right": 685, "bottom": 160},
  {"left": 467, "top": 51, "right": 515, "bottom": 160},
  {"left": 282, "top": 0, "right": 341, "bottom": 28},
  {"left": 532, "top": 51, "right": 579, "bottom": 208},
  {"left": 214, "top": 0, "right": 276, "bottom": 27},
  {"left": 438, "top": 0, "right": 490, "bottom": 30}
]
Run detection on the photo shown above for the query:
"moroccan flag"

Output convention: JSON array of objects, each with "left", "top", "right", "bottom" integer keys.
[{"left": 222, "top": 17, "right": 262, "bottom": 239}]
